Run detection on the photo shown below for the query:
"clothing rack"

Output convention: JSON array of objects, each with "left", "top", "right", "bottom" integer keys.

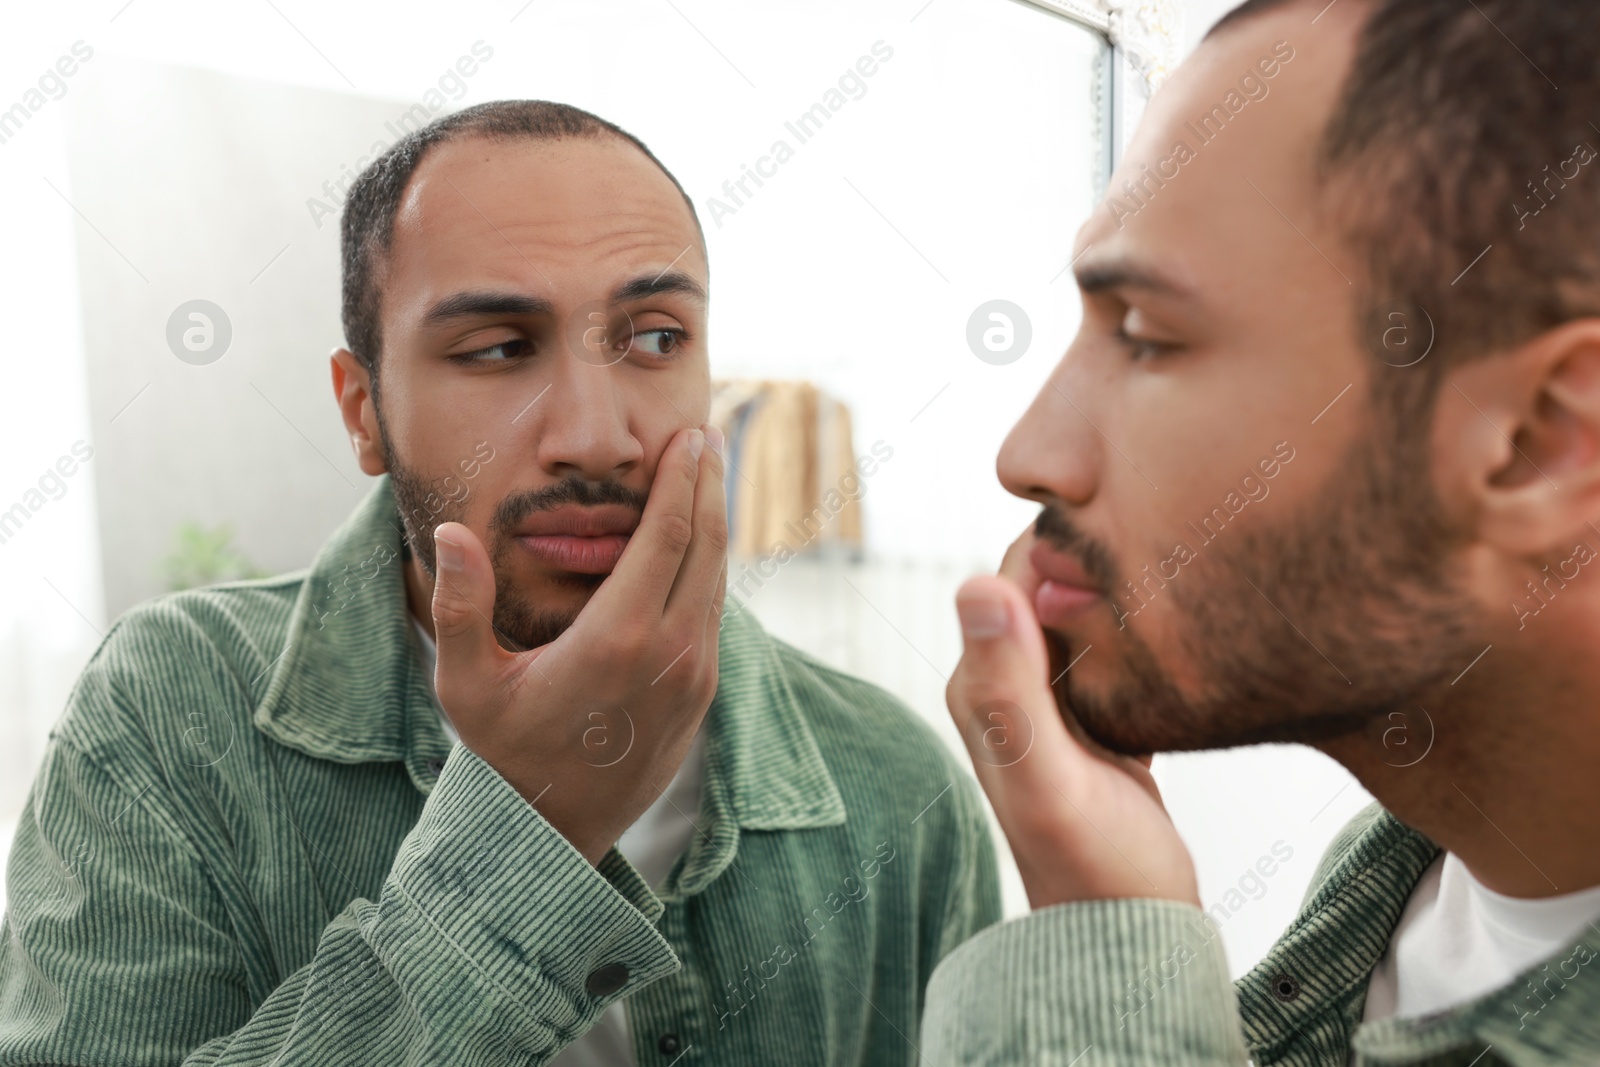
[{"left": 710, "top": 379, "right": 863, "bottom": 559}]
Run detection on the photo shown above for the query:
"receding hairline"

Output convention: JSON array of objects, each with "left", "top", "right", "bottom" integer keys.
[{"left": 379, "top": 127, "right": 707, "bottom": 275}]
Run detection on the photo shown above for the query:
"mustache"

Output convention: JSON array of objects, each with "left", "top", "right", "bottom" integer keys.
[
  {"left": 489, "top": 474, "right": 648, "bottom": 536},
  {"left": 1033, "top": 506, "right": 1120, "bottom": 590}
]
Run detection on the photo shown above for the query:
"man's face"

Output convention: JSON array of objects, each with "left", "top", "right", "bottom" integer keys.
[
  {"left": 360, "top": 134, "right": 709, "bottom": 651},
  {"left": 996, "top": 0, "right": 1483, "bottom": 754}
]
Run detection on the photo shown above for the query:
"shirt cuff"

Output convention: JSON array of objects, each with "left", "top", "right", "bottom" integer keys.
[
  {"left": 922, "top": 898, "right": 1250, "bottom": 1066},
  {"left": 367, "top": 745, "right": 679, "bottom": 1053}
]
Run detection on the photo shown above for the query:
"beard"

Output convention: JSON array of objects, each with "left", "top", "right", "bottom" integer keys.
[
  {"left": 380, "top": 419, "right": 647, "bottom": 652},
  {"left": 1038, "top": 427, "right": 1486, "bottom": 755}
]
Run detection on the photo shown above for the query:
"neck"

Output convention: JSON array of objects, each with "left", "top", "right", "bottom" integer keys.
[{"left": 1317, "top": 621, "right": 1600, "bottom": 899}]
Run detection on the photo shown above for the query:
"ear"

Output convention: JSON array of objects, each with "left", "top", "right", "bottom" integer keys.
[
  {"left": 1439, "top": 319, "right": 1600, "bottom": 558},
  {"left": 330, "top": 347, "right": 388, "bottom": 477}
]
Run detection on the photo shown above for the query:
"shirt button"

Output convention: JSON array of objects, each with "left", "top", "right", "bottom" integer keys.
[
  {"left": 1270, "top": 971, "right": 1301, "bottom": 1003},
  {"left": 585, "top": 962, "right": 630, "bottom": 997},
  {"left": 425, "top": 757, "right": 445, "bottom": 776},
  {"left": 657, "top": 1033, "right": 681, "bottom": 1055}
]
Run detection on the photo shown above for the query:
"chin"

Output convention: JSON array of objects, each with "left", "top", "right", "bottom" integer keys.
[
  {"left": 486, "top": 567, "right": 597, "bottom": 651},
  {"left": 549, "top": 569, "right": 610, "bottom": 593}
]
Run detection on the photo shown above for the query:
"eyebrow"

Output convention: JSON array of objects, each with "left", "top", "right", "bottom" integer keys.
[
  {"left": 1073, "top": 258, "right": 1193, "bottom": 299},
  {"left": 421, "top": 290, "right": 556, "bottom": 328},
  {"left": 611, "top": 269, "right": 708, "bottom": 307}
]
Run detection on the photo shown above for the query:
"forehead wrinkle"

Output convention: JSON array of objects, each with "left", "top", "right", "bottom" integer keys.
[
  {"left": 400, "top": 204, "right": 698, "bottom": 266},
  {"left": 386, "top": 213, "right": 700, "bottom": 296}
]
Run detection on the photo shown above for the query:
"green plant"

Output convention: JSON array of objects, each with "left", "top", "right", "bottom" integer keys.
[{"left": 161, "top": 522, "right": 266, "bottom": 591}]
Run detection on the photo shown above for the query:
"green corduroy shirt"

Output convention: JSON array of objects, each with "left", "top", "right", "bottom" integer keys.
[
  {"left": 923, "top": 802, "right": 1600, "bottom": 1066},
  {"left": 0, "top": 476, "right": 1001, "bottom": 1065}
]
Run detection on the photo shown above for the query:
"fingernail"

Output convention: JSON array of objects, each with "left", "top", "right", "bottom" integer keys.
[
  {"left": 958, "top": 597, "right": 1009, "bottom": 639},
  {"left": 435, "top": 529, "right": 463, "bottom": 572},
  {"left": 688, "top": 428, "right": 705, "bottom": 461},
  {"left": 706, "top": 424, "right": 724, "bottom": 452}
]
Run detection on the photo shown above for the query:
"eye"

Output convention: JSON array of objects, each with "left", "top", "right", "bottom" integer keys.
[
  {"left": 1113, "top": 325, "right": 1174, "bottom": 361},
  {"left": 1112, "top": 307, "right": 1176, "bottom": 362},
  {"left": 624, "top": 328, "right": 685, "bottom": 359},
  {"left": 447, "top": 338, "right": 531, "bottom": 365}
]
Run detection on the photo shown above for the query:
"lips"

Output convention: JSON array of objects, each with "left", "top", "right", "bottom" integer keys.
[
  {"left": 514, "top": 505, "right": 640, "bottom": 575},
  {"left": 1029, "top": 539, "right": 1105, "bottom": 626}
]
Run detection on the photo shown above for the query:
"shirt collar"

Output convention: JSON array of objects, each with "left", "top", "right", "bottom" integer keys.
[
  {"left": 252, "top": 476, "right": 846, "bottom": 838},
  {"left": 1239, "top": 806, "right": 1600, "bottom": 1061},
  {"left": 1238, "top": 809, "right": 1440, "bottom": 1039}
]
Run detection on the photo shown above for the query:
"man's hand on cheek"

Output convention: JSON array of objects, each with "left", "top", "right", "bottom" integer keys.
[
  {"left": 429, "top": 425, "right": 728, "bottom": 866},
  {"left": 946, "top": 528, "right": 1199, "bottom": 910}
]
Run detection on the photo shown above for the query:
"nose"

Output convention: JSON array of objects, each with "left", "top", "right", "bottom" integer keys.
[
  {"left": 996, "top": 347, "right": 1102, "bottom": 511},
  {"left": 527, "top": 350, "right": 645, "bottom": 483}
]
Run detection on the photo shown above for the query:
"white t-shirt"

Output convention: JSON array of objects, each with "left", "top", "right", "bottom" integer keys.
[
  {"left": 413, "top": 619, "right": 708, "bottom": 1065},
  {"left": 1363, "top": 851, "right": 1600, "bottom": 1024}
]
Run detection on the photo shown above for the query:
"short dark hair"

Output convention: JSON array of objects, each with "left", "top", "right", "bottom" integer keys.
[
  {"left": 338, "top": 99, "right": 704, "bottom": 382},
  {"left": 1208, "top": 0, "right": 1600, "bottom": 442}
]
